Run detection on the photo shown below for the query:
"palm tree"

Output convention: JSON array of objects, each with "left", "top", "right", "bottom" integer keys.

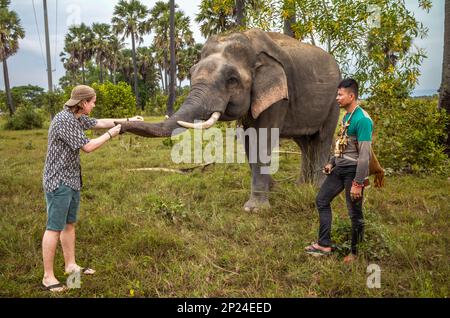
[
  {"left": 0, "top": 0, "right": 25, "bottom": 115},
  {"left": 177, "top": 43, "right": 202, "bottom": 87},
  {"left": 92, "top": 23, "right": 111, "bottom": 83},
  {"left": 112, "top": 0, "right": 149, "bottom": 109},
  {"left": 439, "top": 0, "right": 450, "bottom": 155},
  {"left": 149, "top": 1, "right": 172, "bottom": 95},
  {"left": 63, "top": 23, "right": 94, "bottom": 84},
  {"left": 137, "top": 46, "right": 159, "bottom": 101},
  {"left": 149, "top": 1, "right": 194, "bottom": 94},
  {"left": 60, "top": 51, "right": 80, "bottom": 86},
  {"left": 106, "top": 35, "right": 124, "bottom": 84},
  {"left": 195, "top": 0, "right": 236, "bottom": 37},
  {"left": 118, "top": 48, "right": 133, "bottom": 85}
]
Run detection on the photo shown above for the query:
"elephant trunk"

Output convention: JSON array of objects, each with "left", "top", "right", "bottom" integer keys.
[{"left": 118, "top": 83, "right": 228, "bottom": 137}]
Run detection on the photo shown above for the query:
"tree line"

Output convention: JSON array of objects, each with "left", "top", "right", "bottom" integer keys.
[{"left": 60, "top": 0, "right": 202, "bottom": 111}]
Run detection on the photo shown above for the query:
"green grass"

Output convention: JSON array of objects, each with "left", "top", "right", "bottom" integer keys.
[{"left": 0, "top": 116, "right": 449, "bottom": 297}]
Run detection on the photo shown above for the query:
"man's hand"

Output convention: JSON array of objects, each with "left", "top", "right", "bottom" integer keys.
[
  {"left": 350, "top": 185, "right": 362, "bottom": 201},
  {"left": 323, "top": 163, "right": 334, "bottom": 175},
  {"left": 108, "top": 124, "right": 122, "bottom": 138},
  {"left": 129, "top": 116, "right": 144, "bottom": 121}
]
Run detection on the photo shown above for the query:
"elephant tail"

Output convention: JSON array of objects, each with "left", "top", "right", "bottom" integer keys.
[
  {"left": 373, "top": 170, "right": 385, "bottom": 188},
  {"left": 369, "top": 149, "right": 385, "bottom": 188}
]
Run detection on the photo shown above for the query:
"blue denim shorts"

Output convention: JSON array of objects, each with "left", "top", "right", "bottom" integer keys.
[{"left": 45, "top": 184, "right": 80, "bottom": 231}]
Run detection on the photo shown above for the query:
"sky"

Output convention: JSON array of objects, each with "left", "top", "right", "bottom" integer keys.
[{"left": 0, "top": 0, "right": 445, "bottom": 96}]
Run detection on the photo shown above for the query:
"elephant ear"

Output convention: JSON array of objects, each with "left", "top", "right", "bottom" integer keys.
[{"left": 251, "top": 53, "right": 289, "bottom": 119}]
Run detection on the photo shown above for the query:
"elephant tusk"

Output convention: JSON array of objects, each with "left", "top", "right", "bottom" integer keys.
[{"left": 177, "top": 112, "right": 221, "bottom": 129}]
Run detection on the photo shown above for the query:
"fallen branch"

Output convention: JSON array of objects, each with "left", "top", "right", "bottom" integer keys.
[
  {"left": 180, "top": 162, "right": 215, "bottom": 173},
  {"left": 128, "top": 162, "right": 215, "bottom": 174},
  {"left": 128, "top": 167, "right": 186, "bottom": 174}
]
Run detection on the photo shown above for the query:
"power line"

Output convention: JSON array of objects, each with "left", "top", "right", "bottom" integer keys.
[{"left": 31, "top": 0, "right": 47, "bottom": 69}]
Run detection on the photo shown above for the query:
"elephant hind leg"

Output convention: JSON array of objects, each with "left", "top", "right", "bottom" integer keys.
[
  {"left": 295, "top": 102, "right": 339, "bottom": 186},
  {"left": 294, "top": 134, "right": 327, "bottom": 186}
]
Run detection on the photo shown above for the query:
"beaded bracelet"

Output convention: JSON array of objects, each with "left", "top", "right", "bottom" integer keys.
[{"left": 352, "top": 180, "right": 364, "bottom": 188}]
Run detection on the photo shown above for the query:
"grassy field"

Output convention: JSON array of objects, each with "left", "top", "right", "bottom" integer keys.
[{"left": 0, "top": 116, "right": 449, "bottom": 298}]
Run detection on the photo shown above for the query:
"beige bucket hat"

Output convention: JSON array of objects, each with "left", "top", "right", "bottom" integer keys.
[{"left": 65, "top": 85, "right": 96, "bottom": 107}]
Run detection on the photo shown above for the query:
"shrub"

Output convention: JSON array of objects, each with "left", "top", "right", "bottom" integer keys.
[
  {"left": 0, "top": 85, "right": 45, "bottom": 112},
  {"left": 144, "top": 91, "right": 168, "bottom": 116},
  {"left": 43, "top": 90, "right": 65, "bottom": 119},
  {"left": 174, "top": 87, "right": 190, "bottom": 113},
  {"left": 144, "top": 87, "right": 190, "bottom": 116},
  {"left": 365, "top": 97, "right": 449, "bottom": 174},
  {"left": 91, "top": 82, "right": 137, "bottom": 118},
  {"left": 4, "top": 103, "right": 44, "bottom": 130}
]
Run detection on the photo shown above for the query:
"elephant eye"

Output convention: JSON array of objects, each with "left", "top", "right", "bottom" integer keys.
[{"left": 226, "top": 77, "right": 239, "bottom": 88}]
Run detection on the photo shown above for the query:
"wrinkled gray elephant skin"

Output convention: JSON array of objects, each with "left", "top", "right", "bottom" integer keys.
[{"left": 117, "top": 29, "right": 341, "bottom": 211}]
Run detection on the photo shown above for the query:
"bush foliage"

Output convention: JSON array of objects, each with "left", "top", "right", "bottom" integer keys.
[
  {"left": 144, "top": 87, "right": 190, "bottom": 116},
  {"left": 365, "top": 97, "right": 449, "bottom": 174},
  {"left": 4, "top": 104, "right": 44, "bottom": 130},
  {"left": 90, "top": 82, "right": 137, "bottom": 118}
]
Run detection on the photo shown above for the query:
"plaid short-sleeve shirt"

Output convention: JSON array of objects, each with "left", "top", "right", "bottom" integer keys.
[{"left": 43, "top": 107, "right": 97, "bottom": 193}]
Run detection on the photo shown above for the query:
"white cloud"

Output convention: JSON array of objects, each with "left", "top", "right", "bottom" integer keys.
[{"left": 18, "top": 37, "right": 45, "bottom": 58}]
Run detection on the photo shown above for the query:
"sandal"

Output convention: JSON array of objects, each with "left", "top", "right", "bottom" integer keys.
[
  {"left": 80, "top": 267, "right": 96, "bottom": 275},
  {"left": 65, "top": 266, "right": 96, "bottom": 275},
  {"left": 41, "top": 282, "right": 67, "bottom": 292},
  {"left": 304, "top": 243, "right": 332, "bottom": 257}
]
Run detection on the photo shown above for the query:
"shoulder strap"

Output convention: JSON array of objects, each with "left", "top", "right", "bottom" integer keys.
[{"left": 344, "top": 106, "right": 359, "bottom": 125}]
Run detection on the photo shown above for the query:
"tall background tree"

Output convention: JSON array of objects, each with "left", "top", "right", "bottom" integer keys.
[
  {"left": 235, "top": 0, "right": 245, "bottom": 27},
  {"left": 0, "top": 0, "right": 24, "bottom": 115},
  {"left": 177, "top": 43, "right": 203, "bottom": 87},
  {"left": 92, "top": 23, "right": 111, "bottom": 84},
  {"left": 59, "top": 51, "right": 80, "bottom": 86},
  {"left": 439, "top": 0, "right": 450, "bottom": 155},
  {"left": 282, "top": 0, "right": 295, "bottom": 37},
  {"left": 63, "top": 23, "right": 94, "bottom": 85},
  {"left": 136, "top": 46, "right": 160, "bottom": 105},
  {"left": 196, "top": 0, "right": 276, "bottom": 38},
  {"left": 112, "top": 0, "right": 150, "bottom": 109},
  {"left": 274, "top": 0, "right": 432, "bottom": 102},
  {"left": 106, "top": 35, "right": 125, "bottom": 85},
  {"left": 149, "top": 1, "right": 194, "bottom": 94},
  {"left": 196, "top": 0, "right": 237, "bottom": 37}
]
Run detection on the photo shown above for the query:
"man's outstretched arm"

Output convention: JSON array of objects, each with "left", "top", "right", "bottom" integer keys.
[{"left": 93, "top": 116, "right": 144, "bottom": 129}]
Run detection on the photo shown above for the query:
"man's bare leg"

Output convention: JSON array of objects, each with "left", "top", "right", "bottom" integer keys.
[
  {"left": 60, "top": 223, "right": 78, "bottom": 273},
  {"left": 42, "top": 230, "right": 65, "bottom": 291}
]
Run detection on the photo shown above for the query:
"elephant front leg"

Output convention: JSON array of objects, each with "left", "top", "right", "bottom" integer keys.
[
  {"left": 241, "top": 101, "right": 286, "bottom": 212},
  {"left": 244, "top": 164, "right": 272, "bottom": 212},
  {"left": 242, "top": 126, "right": 280, "bottom": 212}
]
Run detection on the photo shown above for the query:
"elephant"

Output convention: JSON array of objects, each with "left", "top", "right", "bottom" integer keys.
[{"left": 117, "top": 29, "right": 341, "bottom": 212}]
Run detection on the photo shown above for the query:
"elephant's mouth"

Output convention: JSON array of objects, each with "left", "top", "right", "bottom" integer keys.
[{"left": 177, "top": 111, "right": 221, "bottom": 129}]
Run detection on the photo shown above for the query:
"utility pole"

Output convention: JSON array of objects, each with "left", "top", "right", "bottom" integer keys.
[{"left": 43, "top": 0, "right": 53, "bottom": 92}]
